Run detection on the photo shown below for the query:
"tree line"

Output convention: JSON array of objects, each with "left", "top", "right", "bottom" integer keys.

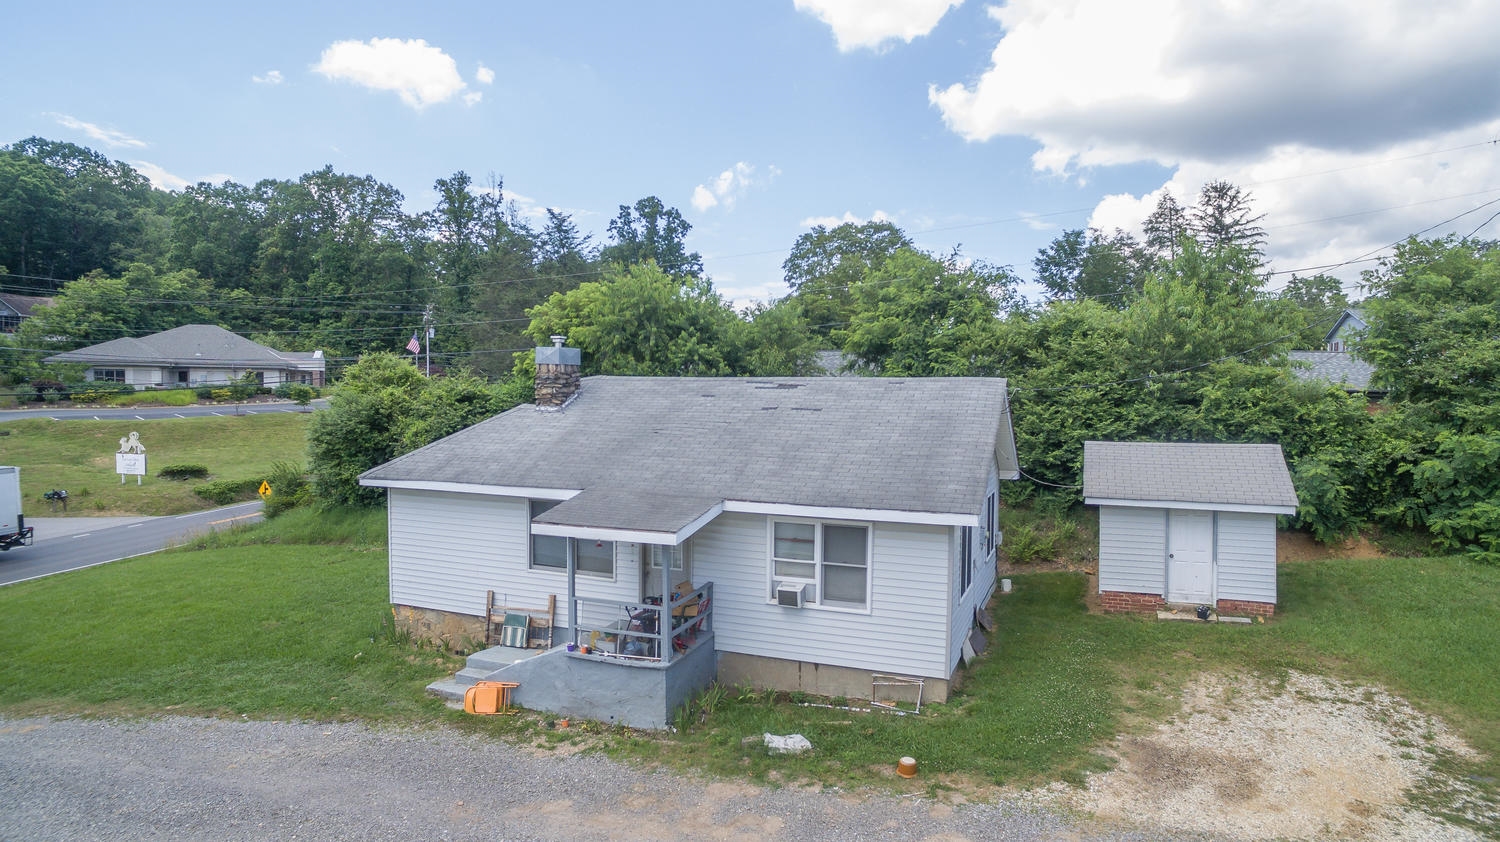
[{"left": 3, "top": 136, "right": 1497, "bottom": 559}]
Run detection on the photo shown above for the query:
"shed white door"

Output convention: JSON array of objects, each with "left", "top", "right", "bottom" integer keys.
[{"left": 1166, "top": 510, "right": 1214, "bottom": 603}]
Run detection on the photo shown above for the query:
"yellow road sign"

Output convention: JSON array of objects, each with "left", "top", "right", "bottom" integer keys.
[{"left": 258, "top": 480, "right": 272, "bottom": 498}]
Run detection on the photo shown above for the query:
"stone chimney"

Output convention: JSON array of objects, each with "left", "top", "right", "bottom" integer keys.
[{"left": 534, "top": 335, "right": 581, "bottom": 408}]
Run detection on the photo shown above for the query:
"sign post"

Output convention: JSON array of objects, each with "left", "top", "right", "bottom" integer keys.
[{"left": 115, "top": 432, "right": 147, "bottom": 486}]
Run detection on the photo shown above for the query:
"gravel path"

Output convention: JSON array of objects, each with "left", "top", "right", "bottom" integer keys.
[{"left": 0, "top": 716, "right": 1176, "bottom": 842}]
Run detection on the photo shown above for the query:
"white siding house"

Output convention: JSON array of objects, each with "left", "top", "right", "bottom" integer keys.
[
  {"left": 361, "top": 349, "right": 1019, "bottom": 706},
  {"left": 1083, "top": 441, "right": 1298, "bottom": 618},
  {"left": 44, "top": 324, "right": 325, "bottom": 389}
]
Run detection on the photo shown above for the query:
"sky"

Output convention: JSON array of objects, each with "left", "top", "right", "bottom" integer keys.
[{"left": 5, "top": 0, "right": 1500, "bottom": 306}]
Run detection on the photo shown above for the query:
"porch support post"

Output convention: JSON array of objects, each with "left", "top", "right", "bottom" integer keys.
[
  {"left": 659, "top": 544, "right": 672, "bottom": 665},
  {"left": 566, "top": 538, "right": 577, "bottom": 647}
]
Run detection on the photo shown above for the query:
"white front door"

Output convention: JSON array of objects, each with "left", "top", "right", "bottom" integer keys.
[{"left": 1166, "top": 510, "right": 1214, "bottom": 603}]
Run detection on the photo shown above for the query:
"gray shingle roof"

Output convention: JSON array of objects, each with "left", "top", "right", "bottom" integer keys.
[
  {"left": 1288, "top": 350, "right": 1376, "bottom": 392},
  {"left": 363, "top": 376, "right": 1018, "bottom": 518},
  {"left": 1082, "top": 441, "right": 1298, "bottom": 509},
  {"left": 43, "top": 324, "right": 319, "bottom": 369}
]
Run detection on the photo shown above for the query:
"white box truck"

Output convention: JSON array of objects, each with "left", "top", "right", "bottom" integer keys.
[{"left": 1, "top": 466, "right": 34, "bottom": 550}]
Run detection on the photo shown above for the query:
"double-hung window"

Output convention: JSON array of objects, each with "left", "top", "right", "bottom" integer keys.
[
  {"left": 960, "top": 526, "right": 974, "bottom": 595},
  {"left": 529, "top": 500, "right": 614, "bottom": 578},
  {"left": 770, "top": 520, "right": 870, "bottom": 610},
  {"left": 93, "top": 368, "right": 125, "bottom": 383},
  {"left": 982, "top": 489, "right": 999, "bottom": 557}
]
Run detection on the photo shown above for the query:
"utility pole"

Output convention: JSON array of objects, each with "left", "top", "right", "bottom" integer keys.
[{"left": 422, "top": 303, "right": 434, "bottom": 378}]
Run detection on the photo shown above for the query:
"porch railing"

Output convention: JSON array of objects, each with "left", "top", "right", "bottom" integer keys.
[{"left": 569, "top": 582, "right": 713, "bottom": 666}]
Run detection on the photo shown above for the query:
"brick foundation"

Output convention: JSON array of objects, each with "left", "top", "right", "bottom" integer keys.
[
  {"left": 1099, "top": 590, "right": 1166, "bottom": 614},
  {"left": 1215, "top": 598, "right": 1275, "bottom": 618}
]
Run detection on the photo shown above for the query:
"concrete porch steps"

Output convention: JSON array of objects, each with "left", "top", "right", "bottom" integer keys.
[{"left": 426, "top": 644, "right": 553, "bottom": 701}]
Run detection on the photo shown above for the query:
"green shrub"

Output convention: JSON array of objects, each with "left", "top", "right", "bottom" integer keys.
[
  {"left": 261, "top": 461, "right": 311, "bottom": 518},
  {"left": 1002, "top": 523, "right": 1058, "bottom": 565},
  {"left": 210, "top": 388, "right": 232, "bottom": 402},
  {"left": 193, "top": 477, "right": 261, "bottom": 505},
  {"left": 194, "top": 386, "right": 215, "bottom": 400},
  {"left": 28, "top": 379, "right": 68, "bottom": 402},
  {"left": 158, "top": 464, "right": 210, "bottom": 481}
]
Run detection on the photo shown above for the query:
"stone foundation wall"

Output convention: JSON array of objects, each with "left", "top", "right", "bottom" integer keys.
[
  {"left": 391, "top": 604, "right": 485, "bottom": 652},
  {"left": 716, "top": 652, "right": 950, "bottom": 704},
  {"left": 1099, "top": 590, "right": 1167, "bottom": 614},
  {"left": 1216, "top": 598, "right": 1275, "bottom": 618}
]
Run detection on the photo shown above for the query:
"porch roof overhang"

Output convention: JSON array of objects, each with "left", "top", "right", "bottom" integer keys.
[{"left": 530, "top": 488, "right": 725, "bottom": 546}]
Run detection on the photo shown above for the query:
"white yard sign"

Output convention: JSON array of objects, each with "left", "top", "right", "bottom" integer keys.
[{"left": 116, "top": 432, "right": 147, "bottom": 485}]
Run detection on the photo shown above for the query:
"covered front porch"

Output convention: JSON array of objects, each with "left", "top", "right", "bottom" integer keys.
[{"left": 434, "top": 489, "right": 724, "bottom": 729}]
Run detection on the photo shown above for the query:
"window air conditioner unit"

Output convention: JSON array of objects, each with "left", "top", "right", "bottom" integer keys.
[{"left": 776, "top": 582, "right": 806, "bottom": 608}]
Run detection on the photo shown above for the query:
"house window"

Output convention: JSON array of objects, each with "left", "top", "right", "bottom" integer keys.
[
  {"left": 960, "top": 526, "right": 974, "bottom": 595},
  {"left": 982, "top": 489, "right": 999, "bottom": 557},
  {"left": 528, "top": 500, "right": 614, "bottom": 578},
  {"left": 649, "top": 544, "right": 686, "bottom": 571},
  {"left": 93, "top": 369, "right": 125, "bottom": 383},
  {"left": 530, "top": 500, "right": 567, "bottom": 571},
  {"left": 769, "top": 520, "right": 870, "bottom": 609}
]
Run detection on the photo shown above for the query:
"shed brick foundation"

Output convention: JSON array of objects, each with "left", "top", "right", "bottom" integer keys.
[
  {"left": 1099, "top": 590, "right": 1167, "bottom": 614},
  {"left": 1215, "top": 598, "right": 1275, "bottom": 618}
]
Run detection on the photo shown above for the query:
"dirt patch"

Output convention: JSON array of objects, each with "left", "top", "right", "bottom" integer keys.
[
  {"left": 1278, "top": 530, "right": 1387, "bottom": 563},
  {"left": 1052, "top": 671, "right": 1487, "bottom": 841}
]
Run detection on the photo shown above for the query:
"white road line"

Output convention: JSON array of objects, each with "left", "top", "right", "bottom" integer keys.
[
  {"left": 134, "top": 415, "right": 145, "bottom": 420},
  {"left": 211, "top": 411, "right": 224, "bottom": 416},
  {"left": 126, "top": 523, "right": 145, "bottom": 528},
  {"left": 70, "top": 533, "right": 93, "bottom": 539},
  {"left": 174, "top": 413, "right": 186, "bottom": 418}
]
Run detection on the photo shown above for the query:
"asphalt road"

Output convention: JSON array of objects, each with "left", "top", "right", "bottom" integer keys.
[
  {"left": 0, "top": 501, "right": 263, "bottom": 586},
  {"left": 0, "top": 399, "right": 325, "bottom": 423}
]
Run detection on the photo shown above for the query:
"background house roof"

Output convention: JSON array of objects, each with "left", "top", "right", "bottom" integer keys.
[
  {"left": 1082, "top": 441, "right": 1298, "bottom": 510},
  {"left": 1288, "top": 350, "right": 1377, "bottom": 392},
  {"left": 363, "top": 376, "right": 1018, "bottom": 518},
  {"left": 1322, "top": 307, "right": 1368, "bottom": 346},
  {"left": 43, "top": 324, "right": 322, "bottom": 369},
  {"left": 0, "top": 293, "right": 53, "bottom": 319}
]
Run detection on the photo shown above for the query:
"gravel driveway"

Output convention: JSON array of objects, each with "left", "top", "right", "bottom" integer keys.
[{"left": 1, "top": 716, "right": 1175, "bottom": 842}]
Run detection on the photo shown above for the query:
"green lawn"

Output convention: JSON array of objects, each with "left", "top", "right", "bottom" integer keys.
[
  {"left": 0, "top": 507, "right": 456, "bottom": 721},
  {"left": 1, "top": 510, "right": 1494, "bottom": 816},
  {"left": 0, "top": 414, "right": 310, "bottom": 515}
]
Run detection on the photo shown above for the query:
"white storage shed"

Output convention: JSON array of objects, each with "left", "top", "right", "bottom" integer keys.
[{"left": 1082, "top": 441, "right": 1298, "bottom": 617}]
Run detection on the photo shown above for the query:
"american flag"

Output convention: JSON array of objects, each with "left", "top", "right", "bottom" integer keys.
[{"left": 405, "top": 333, "right": 421, "bottom": 354}]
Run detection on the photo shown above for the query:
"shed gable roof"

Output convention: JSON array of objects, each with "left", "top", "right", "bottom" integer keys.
[
  {"left": 362, "top": 376, "right": 1017, "bottom": 521},
  {"left": 1082, "top": 441, "right": 1298, "bottom": 512}
]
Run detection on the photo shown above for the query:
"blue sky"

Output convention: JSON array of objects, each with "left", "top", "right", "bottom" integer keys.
[{"left": 6, "top": 1, "right": 1500, "bottom": 305}]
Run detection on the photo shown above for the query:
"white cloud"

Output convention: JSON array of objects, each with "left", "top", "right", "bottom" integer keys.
[
  {"left": 930, "top": 0, "right": 1500, "bottom": 172},
  {"left": 129, "top": 161, "right": 190, "bottom": 191},
  {"left": 252, "top": 70, "right": 284, "bottom": 85},
  {"left": 929, "top": 0, "right": 1500, "bottom": 286},
  {"left": 799, "top": 210, "right": 894, "bottom": 228},
  {"left": 462, "top": 91, "right": 483, "bottom": 106},
  {"left": 313, "top": 37, "right": 470, "bottom": 109},
  {"left": 691, "top": 162, "right": 772, "bottom": 213},
  {"left": 48, "top": 113, "right": 146, "bottom": 149},
  {"left": 795, "top": 0, "right": 962, "bottom": 51},
  {"left": 1086, "top": 120, "right": 1500, "bottom": 288},
  {"left": 691, "top": 185, "right": 718, "bottom": 213},
  {"left": 475, "top": 64, "right": 495, "bottom": 85}
]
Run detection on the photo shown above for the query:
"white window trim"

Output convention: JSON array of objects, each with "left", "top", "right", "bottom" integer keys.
[
  {"left": 648, "top": 543, "right": 688, "bottom": 571},
  {"left": 528, "top": 499, "right": 616, "bottom": 580},
  {"left": 765, "top": 517, "right": 873, "bottom": 614}
]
